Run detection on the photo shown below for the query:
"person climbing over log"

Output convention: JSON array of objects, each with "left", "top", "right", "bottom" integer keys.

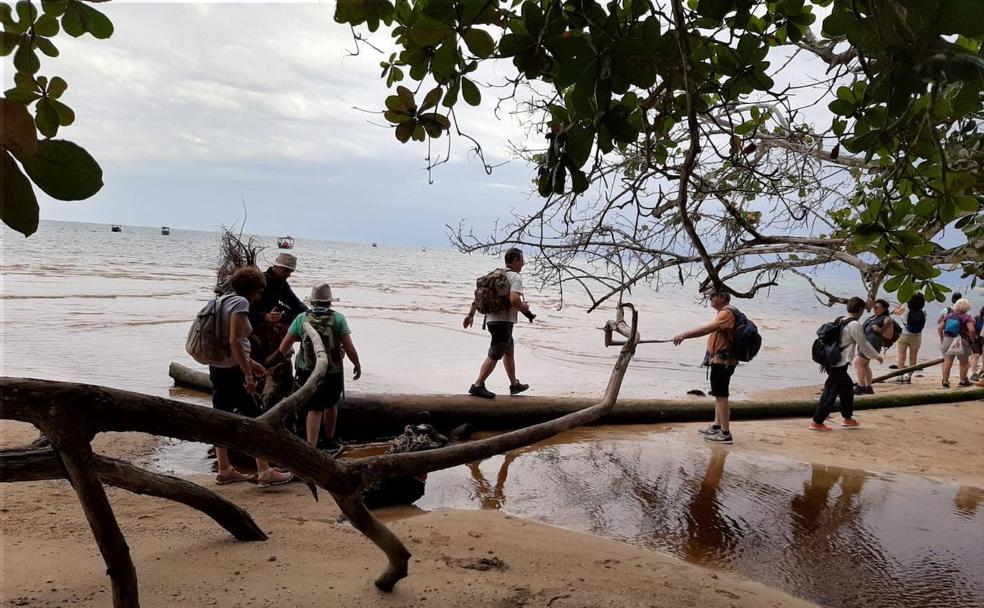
[
  {"left": 672, "top": 288, "right": 739, "bottom": 444},
  {"left": 810, "top": 297, "right": 882, "bottom": 432},
  {"left": 464, "top": 247, "right": 531, "bottom": 399},
  {"left": 854, "top": 299, "right": 895, "bottom": 395},
  {"left": 249, "top": 252, "right": 309, "bottom": 330},
  {"left": 210, "top": 266, "right": 294, "bottom": 487},
  {"left": 272, "top": 282, "right": 361, "bottom": 451},
  {"left": 892, "top": 293, "right": 927, "bottom": 384}
]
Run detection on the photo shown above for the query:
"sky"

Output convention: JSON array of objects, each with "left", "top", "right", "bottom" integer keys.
[{"left": 8, "top": 1, "right": 541, "bottom": 247}]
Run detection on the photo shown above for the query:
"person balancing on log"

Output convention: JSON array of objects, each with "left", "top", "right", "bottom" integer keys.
[{"left": 463, "top": 247, "right": 533, "bottom": 399}]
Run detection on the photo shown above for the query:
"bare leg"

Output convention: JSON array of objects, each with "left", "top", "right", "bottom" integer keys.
[
  {"left": 502, "top": 350, "right": 518, "bottom": 385},
  {"left": 473, "top": 356, "right": 497, "bottom": 386},
  {"left": 853, "top": 356, "right": 865, "bottom": 385},
  {"left": 305, "top": 410, "right": 324, "bottom": 447},
  {"left": 322, "top": 407, "right": 337, "bottom": 439},
  {"left": 942, "top": 356, "right": 953, "bottom": 384},
  {"left": 215, "top": 446, "right": 232, "bottom": 471},
  {"left": 909, "top": 345, "right": 919, "bottom": 368},
  {"left": 716, "top": 397, "right": 730, "bottom": 433},
  {"left": 897, "top": 344, "right": 907, "bottom": 370},
  {"left": 959, "top": 357, "right": 970, "bottom": 382}
]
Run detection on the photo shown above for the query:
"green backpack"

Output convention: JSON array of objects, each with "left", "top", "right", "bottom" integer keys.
[{"left": 300, "top": 310, "right": 343, "bottom": 371}]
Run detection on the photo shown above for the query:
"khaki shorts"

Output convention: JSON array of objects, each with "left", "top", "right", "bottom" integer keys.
[{"left": 896, "top": 333, "right": 921, "bottom": 349}]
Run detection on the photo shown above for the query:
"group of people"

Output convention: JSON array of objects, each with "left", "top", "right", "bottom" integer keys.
[
  {"left": 208, "top": 253, "right": 361, "bottom": 487},
  {"left": 672, "top": 289, "right": 984, "bottom": 444}
]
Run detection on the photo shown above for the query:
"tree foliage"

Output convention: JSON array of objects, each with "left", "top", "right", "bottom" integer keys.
[
  {"left": 1, "top": 0, "right": 108, "bottom": 237},
  {"left": 338, "top": 0, "right": 984, "bottom": 305}
]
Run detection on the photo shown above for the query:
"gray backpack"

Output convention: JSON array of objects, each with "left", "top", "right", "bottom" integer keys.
[{"left": 185, "top": 294, "right": 233, "bottom": 365}]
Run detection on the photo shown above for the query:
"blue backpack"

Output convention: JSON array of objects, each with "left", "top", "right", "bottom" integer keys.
[
  {"left": 727, "top": 307, "right": 762, "bottom": 363},
  {"left": 943, "top": 313, "right": 962, "bottom": 338}
]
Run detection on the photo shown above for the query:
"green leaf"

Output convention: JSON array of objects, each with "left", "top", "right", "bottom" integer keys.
[
  {"left": 905, "top": 258, "right": 935, "bottom": 280},
  {"left": 49, "top": 98, "right": 74, "bottom": 126},
  {"left": 61, "top": 3, "right": 84, "bottom": 37},
  {"left": 41, "top": 0, "right": 68, "bottom": 17},
  {"left": 394, "top": 120, "right": 415, "bottom": 143},
  {"left": 383, "top": 109, "right": 412, "bottom": 124},
  {"left": 47, "top": 76, "right": 67, "bottom": 98},
  {"left": 0, "top": 99, "right": 38, "bottom": 158},
  {"left": 442, "top": 78, "right": 460, "bottom": 108},
  {"left": 430, "top": 39, "right": 457, "bottom": 83},
  {"left": 419, "top": 86, "right": 442, "bottom": 111},
  {"left": 696, "top": 0, "right": 732, "bottom": 20},
  {"left": 461, "top": 77, "right": 480, "bottom": 106},
  {"left": 883, "top": 273, "right": 904, "bottom": 293},
  {"left": 463, "top": 28, "right": 494, "bottom": 59},
  {"left": 565, "top": 125, "right": 594, "bottom": 168},
  {"left": 19, "top": 139, "right": 103, "bottom": 200},
  {"left": 407, "top": 18, "right": 452, "bottom": 47},
  {"left": 4, "top": 86, "right": 41, "bottom": 104},
  {"left": 35, "top": 98, "right": 59, "bottom": 137},
  {"left": 954, "top": 195, "right": 979, "bottom": 212},
  {"left": 78, "top": 3, "right": 113, "bottom": 39},
  {"left": 13, "top": 41, "right": 39, "bottom": 73},
  {"left": 828, "top": 99, "right": 854, "bottom": 116},
  {"left": 34, "top": 12, "right": 59, "bottom": 36},
  {"left": 1, "top": 150, "right": 39, "bottom": 236},
  {"left": 0, "top": 31, "right": 21, "bottom": 56},
  {"left": 569, "top": 167, "right": 588, "bottom": 194},
  {"left": 35, "top": 37, "right": 59, "bottom": 57}
]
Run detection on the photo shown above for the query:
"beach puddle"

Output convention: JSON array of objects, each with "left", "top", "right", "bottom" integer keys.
[{"left": 152, "top": 426, "right": 984, "bottom": 608}]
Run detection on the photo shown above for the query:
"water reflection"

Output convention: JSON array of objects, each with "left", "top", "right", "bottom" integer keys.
[{"left": 416, "top": 427, "right": 984, "bottom": 608}]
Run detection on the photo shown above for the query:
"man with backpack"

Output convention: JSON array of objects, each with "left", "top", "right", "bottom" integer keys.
[
  {"left": 672, "top": 288, "right": 755, "bottom": 445},
  {"left": 463, "top": 247, "right": 531, "bottom": 399},
  {"left": 249, "top": 253, "right": 309, "bottom": 330},
  {"left": 272, "top": 282, "right": 361, "bottom": 450},
  {"left": 810, "top": 297, "right": 883, "bottom": 432}
]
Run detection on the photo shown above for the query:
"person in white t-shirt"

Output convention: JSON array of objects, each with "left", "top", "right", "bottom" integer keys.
[{"left": 463, "top": 248, "right": 532, "bottom": 399}]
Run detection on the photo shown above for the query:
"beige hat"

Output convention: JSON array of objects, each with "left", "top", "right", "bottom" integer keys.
[
  {"left": 273, "top": 252, "right": 297, "bottom": 271},
  {"left": 307, "top": 282, "right": 334, "bottom": 304}
]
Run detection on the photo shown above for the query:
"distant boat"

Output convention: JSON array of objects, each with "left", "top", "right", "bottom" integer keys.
[
  {"left": 421, "top": 247, "right": 427, "bottom": 252},
  {"left": 277, "top": 236, "right": 295, "bottom": 249},
  {"left": 111, "top": 225, "right": 122, "bottom": 232},
  {"left": 161, "top": 226, "right": 170, "bottom": 235},
  {"left": 371, "top": 242, "right": 378, "bottom": 248}
]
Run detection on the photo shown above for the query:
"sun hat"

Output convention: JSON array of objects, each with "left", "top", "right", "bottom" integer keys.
[
  {"left": 307, "top": 282, "right": 334, "bottom": 304},
  {"left": 273, "top": 253, "right": 297, "bottom": 271}
]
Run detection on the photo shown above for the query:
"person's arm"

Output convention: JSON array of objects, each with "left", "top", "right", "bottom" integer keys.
[
  {"left": 463, "top": 301, "right": 478, "bottom": 329},
  {"left": 229, "top": 313, "right": 265, "bottom": 391},
  {"left": 509, "top": 291, "right": 529, "bottom": 313},
  {"left": 850, "top": 321, "right": 883, "bottom": 362},
  {"left": 892, "top": 304, "right": 906, "bottom": 316},
  {"left": 966, "top": 318, "right": 976, "bottom": 339},
  {"left": 341, "top": 335, "right": 361, "bottom": 380},
  {"left": 673, "top": 320, "right": 724, "bottom": 345},
  {"left": 938, "top": 311, "right": 946, "bottom": 339},
  {"left": 282, "top": 284, "right": 309, "bottom": 315}
]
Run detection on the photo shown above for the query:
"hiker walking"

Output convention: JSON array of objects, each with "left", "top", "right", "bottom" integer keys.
[
  {"left": 810, "top": 297, "right": 883, "bottom": 431},
  {"left": 939, "top": 298, "right": 976, "bottom": 388},
  {"left": 672, "top": 288, "right": 744, "bottom": 444},
  {"left": 273, "top": 282, "right": 361, "bottom": 450},
  {"left": 464, "top": 247, "right": 531, "bottom": 399},
  {"left": 249, "top": 252, "right": 309, "bottom": 329},
  {"left": 853, "top": 299, "right": 895, "bottom": 395},
  {"left": 891, "top": 293, "right": 927, "bottom": 383},
  {"left": 936, "top": 292, "right": 963, "bottom": 342},
  {"left": 208, "top": 266, "right": 294, "bottom": 487},
  {"left": 970, "top": 304, "right": 984, "bottom": 383}
]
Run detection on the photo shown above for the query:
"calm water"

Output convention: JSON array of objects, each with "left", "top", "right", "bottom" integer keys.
[{"left": 5, "top": 219, "right": 966, "bottom": 400}]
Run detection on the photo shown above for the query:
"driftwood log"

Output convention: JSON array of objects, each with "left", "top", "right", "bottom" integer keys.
[
  {"left": 871, "top": 358, "right": 944, "bottom": 383},
  {"left": 170, "top": 360, "right": 984, "bottom": 437},
  {"left": 1, "top": 305, "right": 641, "bottom": 608}
]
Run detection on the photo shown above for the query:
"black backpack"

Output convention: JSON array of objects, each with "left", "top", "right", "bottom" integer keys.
[
  {"left": 905, "top": 309, "right": 926, "bottom": 333},
  {"left": 812, "top": 317, "right": 848, "bottom": 370},
  {"left": 727, "top": 306, "right": 762, "bottom": 363}
]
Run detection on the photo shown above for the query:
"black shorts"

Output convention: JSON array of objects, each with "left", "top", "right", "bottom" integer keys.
[
  {"left": 708, "top": 363, "right": 737, "bottom": 398},
  {"left": 209, "top": 365, "right": 260, "bottom": 418},
  {"left": 296, "top": 370, "right": 344, "bottom": 413},
  {"left": 487, "top": 321, "right": 515, "bottom": 361}
]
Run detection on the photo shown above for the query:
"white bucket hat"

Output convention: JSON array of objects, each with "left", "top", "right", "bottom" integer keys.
[
  {"left": 307, "top": 282, "right": 334, "bottom": 304},
  {"left": 273, "top": 253, "right": 297, "bottom": 271}
]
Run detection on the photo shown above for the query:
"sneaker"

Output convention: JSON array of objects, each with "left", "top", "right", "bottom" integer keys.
[
  {"left": 257, "top": 470, "right": 294, "bottom": 488},
  {"left": 970, "top": 373, "right": 980, "bottom": 382},
  {"left": 698, "top": 424, "right": 721, "bottom": 436},
  {"left": 942, "top": 381, "right": 950, "bottom": 389},
  {"left": 468, "top": 384, "right": 495, "bottom": 399},
  {"left": 809, "top": 422, "right": 833, "bottom": 432},
  {"left": 958, "top": 379, "right": 972, "bottom": 387},
  {"left": 704, "top": 429, "right": 733, "bottom": 444},
  {"left": 509, "top": 382, "right": 530, "bottom": 395},
  {"left": 215, "top": 467, "right": 252, "bottom": 485},
  {"left": 904, "top": 373, "right": 912, "bottom": 384},
  {"left": 894, "top": 376, "right": 905, "bottom": 384},
  {"left": 841, "top": 418, "right": 860, "bottom": 429}
]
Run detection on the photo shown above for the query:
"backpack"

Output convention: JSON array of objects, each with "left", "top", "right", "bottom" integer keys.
[
  {"left": 904, "top": 309, "right": 926, "bottom": 333},
  {"left": 299, "top": 310, "right": 342, "bottom": 372},
  {"left": 726, "top": 306, "right": 762, "bottom": 362},
  {"left": 943, "top": 313, "right": 962, "bottom": 338},
  {"left": 185, "top": 294, "right": 233, "bottom": 365},
  {"left": 882, "top": 319, "right": 903, "bottom": 350},
  {"left": 811, "top": 317, "right": 847, "bottom": 370},
  {"left": 473, "top": 269, "right": 511, "bottom": 314}
]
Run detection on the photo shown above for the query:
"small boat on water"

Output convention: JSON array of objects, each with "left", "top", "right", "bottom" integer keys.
[
  {"left": 161, "top": 226, "right": 170, "bottom": 235},
  {"left": 371, "top": 242, "right": 378, "bottom": 248},
  {"left": 277, "top": 236, "right": 295, "bottom": 249},
  {"left": 111, "top": 225, "right": 122, "bottom": 232}
]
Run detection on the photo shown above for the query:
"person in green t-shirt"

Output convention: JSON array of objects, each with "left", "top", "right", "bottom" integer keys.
[{"left": 274, "top": 282, "right": 361, "bottom": 450}]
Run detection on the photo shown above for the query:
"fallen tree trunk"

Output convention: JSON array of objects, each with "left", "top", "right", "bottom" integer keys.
[
  {"left": 169, "top": 361, "right": 984, "bottom": 436},
  {"left": 3, "top": 305, "right": 642, "bottom": 606},
  {"left": 872, "top": 358, "right": 943, "bottom": 383},
  {"left": 0, "top": 440, "right": 266, "bottom": 542}
]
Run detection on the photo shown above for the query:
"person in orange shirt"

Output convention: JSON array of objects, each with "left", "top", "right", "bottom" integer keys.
[{"left": 673, "top": 289, "right": 738, "bottom": 444}]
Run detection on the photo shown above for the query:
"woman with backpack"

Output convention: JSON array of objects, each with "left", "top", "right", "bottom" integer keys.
[
  {"left": 854, "top": 299, "right": 895, "bottom": 395},
  {"left": 970, "top": 304, "right": 984, "bottom": 383},
  {"left": 891, "top": 293, "right": 927, "bottom": 383},
  {"left": 938, "top": 298, "right": 976, "bottom": 388}
]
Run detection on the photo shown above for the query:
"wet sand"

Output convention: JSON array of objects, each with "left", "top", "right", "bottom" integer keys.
[{"left": 3, "top": 381, "right": 983, "bottom": 607}]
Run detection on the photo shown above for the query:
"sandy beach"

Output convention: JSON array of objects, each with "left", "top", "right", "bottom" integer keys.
[{"left": 3, "top": 378, "right": 982, "bottom": 608}]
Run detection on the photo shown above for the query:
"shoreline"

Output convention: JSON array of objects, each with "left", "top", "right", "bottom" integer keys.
[{"left": 2, "top": 380, "right": 982, "bottom": 607}]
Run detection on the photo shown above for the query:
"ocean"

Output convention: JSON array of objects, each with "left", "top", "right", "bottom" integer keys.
[{"left": 1, "top": 220, "right": 976, "bottom": 403}]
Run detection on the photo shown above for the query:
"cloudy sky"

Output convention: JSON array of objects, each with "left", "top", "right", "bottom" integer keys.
[{"left": 21, "top": 1, "right": 539, "bottom": 246}]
